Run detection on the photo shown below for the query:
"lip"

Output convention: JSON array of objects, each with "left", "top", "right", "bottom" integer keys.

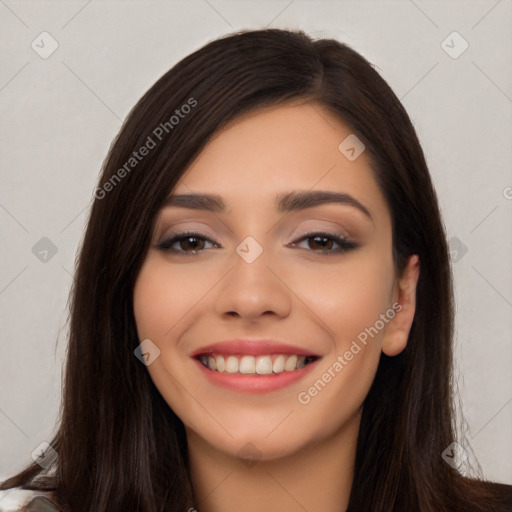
[
  {"left": 191, "top": 339, "right": 321, "bottom": 358},
  {"left": 191, "top": 339, "right": 322, "bottom": 394}
]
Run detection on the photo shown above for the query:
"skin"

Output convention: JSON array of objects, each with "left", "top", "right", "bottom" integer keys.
[{"left": 133, "top": 101, "right": 420, "bottom": 512}]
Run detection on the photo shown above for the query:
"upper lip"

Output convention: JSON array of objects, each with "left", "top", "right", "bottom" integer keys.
[{"left": 191, "top": 339, "right": 321, "bottom": 358}]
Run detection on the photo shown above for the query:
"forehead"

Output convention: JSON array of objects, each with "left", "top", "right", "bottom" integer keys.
[{"left": 173, "top": 102, "right": 389, "bottom": 219}]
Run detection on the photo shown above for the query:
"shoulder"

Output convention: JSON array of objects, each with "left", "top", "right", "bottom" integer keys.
[
  {"left": 484, "top": 481, "right": 512, "bottom": 511},
  {"left": 0, "top": 487, "right": 59, "bottom": 511},
  {"left": 460, "top": 478, "right": 512, "bottom": 512}
]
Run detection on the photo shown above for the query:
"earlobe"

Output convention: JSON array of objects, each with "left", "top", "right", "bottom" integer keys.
[{"left": 381, "top": 255, "right": 420, "bottom": 357}]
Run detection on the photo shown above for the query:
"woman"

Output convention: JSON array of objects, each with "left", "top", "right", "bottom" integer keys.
[{"left": 1, "top": 28, "right": 510, "bottom": 512}]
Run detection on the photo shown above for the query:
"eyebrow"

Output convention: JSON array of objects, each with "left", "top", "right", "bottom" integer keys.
[{"left": 164, "top": 190, "right": 372, "bottom": 220}]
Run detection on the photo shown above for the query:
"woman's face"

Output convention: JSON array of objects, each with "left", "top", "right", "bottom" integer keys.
[{"left": 133, "top": 101, "right": 418, "bottom": 462}]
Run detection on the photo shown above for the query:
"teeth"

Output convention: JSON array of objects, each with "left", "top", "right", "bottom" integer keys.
[
  {"left": 284, "top": 354, "right": 298, "bottom": 371},
  {"left": 200, "top": 354, "right": 310, "bottom": 374},
  {"left": 216, "top": 355, "right": 225, "bottom": 372},
  {"left": 256, "top": 356, "right": 273, "bottom": 375},
  {"left": 272, "top": 355, "right": 285, "bottom": 373},
  {"left": 239, "top": 355, "right": 255, "bottom": 374},
  {"left": 225, "top": 356, "right": 238, "bottom": 373}
]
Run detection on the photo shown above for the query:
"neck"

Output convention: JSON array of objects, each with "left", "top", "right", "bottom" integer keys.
[{"left": 186, "top": 411, "right": 360, "bottom": 512}]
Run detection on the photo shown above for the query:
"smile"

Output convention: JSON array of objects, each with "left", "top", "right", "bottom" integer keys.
[
  {"left": 198, "top": 354, "right": 318, "bottom": 374},
  {"left": 191, "top": 339, "right": 322, "bottom": 392}
]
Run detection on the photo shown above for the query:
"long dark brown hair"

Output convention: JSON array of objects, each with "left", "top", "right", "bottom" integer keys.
[{"left": 2, "top": 28, "right": 509, "bottom": 511}]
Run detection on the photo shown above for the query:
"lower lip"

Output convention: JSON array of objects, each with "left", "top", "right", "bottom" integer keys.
[{"left": 193, "top": 358, "right": 319, "bottom": 393}]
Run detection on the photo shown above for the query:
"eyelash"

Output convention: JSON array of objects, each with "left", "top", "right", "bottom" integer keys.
[{"left": 155, "top": 230, "right": 358, "bottom": 256}]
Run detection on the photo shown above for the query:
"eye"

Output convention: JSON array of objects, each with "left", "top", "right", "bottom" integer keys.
[
  {"left": 155, "top": 230, "right": 358, "bottom": 256},
  {"left": 155, "top": 231, "right": 221, "bottom": 255},
  {"left": 289, "top": 231, "right": 358, "bottom": 253}
]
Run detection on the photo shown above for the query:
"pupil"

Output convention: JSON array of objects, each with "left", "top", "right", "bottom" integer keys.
[
  {"left": 312, "top": 236, "right": 331, "bottom": 250},
  {"left": 185, "top": 237, "right": 201, "bottom": 250}
]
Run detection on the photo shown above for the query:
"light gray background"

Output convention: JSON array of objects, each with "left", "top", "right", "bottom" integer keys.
[{"left": 1, "top": 0, "right": 511, "bottom": 484}]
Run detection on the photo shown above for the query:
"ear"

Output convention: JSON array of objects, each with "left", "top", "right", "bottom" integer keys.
[{"left": 381, "top": 254, "right": 420, "bottom": 357}]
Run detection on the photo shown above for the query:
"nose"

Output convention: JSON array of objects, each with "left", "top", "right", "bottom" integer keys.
[{"left": 214, "top": 243, "right": 292, "bottom": 323}]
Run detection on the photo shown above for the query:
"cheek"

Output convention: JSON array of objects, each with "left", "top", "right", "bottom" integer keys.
[
  {"left": 132, "top": 257, "right": 209, "bottom": 424},
  {"left": 294, "top": 256, "right": 395, "bottom": 437},
  {"left": 133, "top": 256, "right": 208, "bottom": 341},
  {"left": 290, "top": 251, "right": 395, "bottom": 348},
  {"left": 133, "top": 261, "right": 172, "bottom": 341}
]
